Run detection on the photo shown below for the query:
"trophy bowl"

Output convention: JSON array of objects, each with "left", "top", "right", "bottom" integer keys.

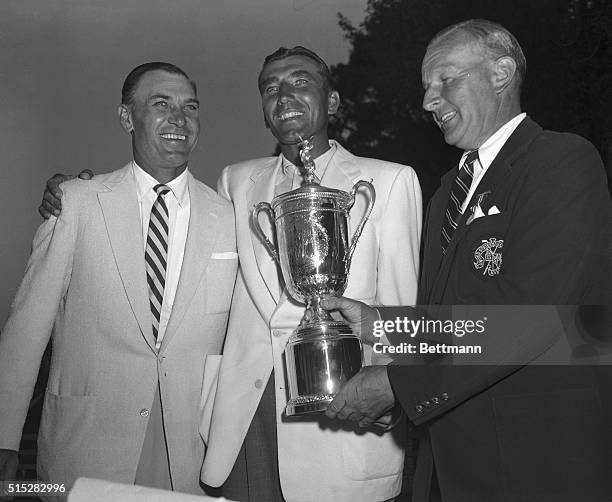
[{"left": 252, "top": 140, "right": 375, "bottom": 416}]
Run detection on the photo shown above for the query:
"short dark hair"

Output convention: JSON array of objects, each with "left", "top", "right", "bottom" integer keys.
[
  {"left": 258, "top": 46, "right": 333, "bottom": 91},
  {"left": 430, "top": 19, "right": 527, "bottom": 88},
  {"left": 121, "top": 62, "right": 197, "bottom": 105}
]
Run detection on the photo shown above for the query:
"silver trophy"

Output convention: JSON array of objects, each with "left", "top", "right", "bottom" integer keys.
[{"left": 252, "top": 137, "right": 375, "bottom": 416}]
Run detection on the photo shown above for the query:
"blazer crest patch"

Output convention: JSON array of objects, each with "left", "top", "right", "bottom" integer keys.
[{"left": 473, "top": 238, "right": 503, "bottom": 276}]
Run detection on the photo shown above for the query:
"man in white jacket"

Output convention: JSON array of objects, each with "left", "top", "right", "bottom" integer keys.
[{"left": 201, "top": 46, "right": 422, "bottom": 502}]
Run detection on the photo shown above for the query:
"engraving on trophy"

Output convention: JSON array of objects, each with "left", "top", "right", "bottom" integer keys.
[
  {"left": 252, "top": 136, "right": 376, "bottom": 416},
  {"left": 294, "top": 212, "right": 328, "bottom": 275}
]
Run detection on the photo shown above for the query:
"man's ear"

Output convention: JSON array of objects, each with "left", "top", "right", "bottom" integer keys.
[
  {"left": 492, "top": 56, "right": 517, "bottom": 94},
  {"left": 327, "top": 90, "right": 340, "bottom": 115},
  {"left": 118, "top": 104, "right": 134, "bottom": 133}
]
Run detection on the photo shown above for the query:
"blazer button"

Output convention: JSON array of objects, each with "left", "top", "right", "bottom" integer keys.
[
  {"left": 423, "top": 400, "right": 432, "bottom": 407},
  {"left": 140, "top": 408, "right": 150, "bottom": 417},
  {"left": 431, "top": 397, "right": 440, "bottom": 405},
  {"left": 441, "top": 392, "right": 449, "bottom": 401},
  {"left": 272, "top": 330, "right": 282, "bottom": 338},
  {"left": 415, "top": 404, "right": 424, "bottom": 413},
  {"left": 254, "top": 379, "right": 264, "bottom": 389}
]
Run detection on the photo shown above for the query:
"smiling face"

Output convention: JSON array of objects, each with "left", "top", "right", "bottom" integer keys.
[
  {"left": 119, "top": 69, "right": 200, "bottom": 180},
  {"left": 258, "top": 55, "right": 339, "bottom": 158},
  {"left": 421, "top": 34, "right": 502, "bottom": 150}
]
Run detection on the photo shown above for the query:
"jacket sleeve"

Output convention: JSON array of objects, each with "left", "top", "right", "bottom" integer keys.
[
  {"left": 387, "top": 304, "right": 565, "bottom": 425},
  {"left": 0, "top": 185, "right": 77, "bottom": 450}
]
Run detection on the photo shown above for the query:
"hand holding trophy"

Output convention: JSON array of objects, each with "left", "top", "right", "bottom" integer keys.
[{"left": 252, "top": 136, "right": 375, "bottom": 416}]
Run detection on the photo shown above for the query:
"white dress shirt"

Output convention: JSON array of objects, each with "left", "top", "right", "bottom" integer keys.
[
  {"left": 132, "top": 162, "right": 190, "bottom": 347},
  {"left": 460, "top": 113, "right": 527, "bottom": 213},
  {"left": 276, "top": 141, "right": 337, "bottom": 195}
]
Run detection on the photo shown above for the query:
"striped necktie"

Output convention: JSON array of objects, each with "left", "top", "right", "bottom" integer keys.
[
  {"left": 146, "top": 184, "right": 171, "bottom": 342},
  {"left": 441, "top": 150, "right": 479, "bottom": 254}
]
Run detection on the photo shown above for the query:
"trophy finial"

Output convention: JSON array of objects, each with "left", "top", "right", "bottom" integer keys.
[{"left": 298, "top": 135, "right": 317, "bottom": 185}]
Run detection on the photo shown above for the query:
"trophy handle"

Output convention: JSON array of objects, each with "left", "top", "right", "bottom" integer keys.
[
  {"left": 251, "top": 202, "right": 281, "bottom": 264},
  {"left": 345, "top": 180, "right": 376, "bottom": 267}
]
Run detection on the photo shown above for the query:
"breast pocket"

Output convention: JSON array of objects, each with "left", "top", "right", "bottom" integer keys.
[{"left": 204, "top": 256, "right": 238, "bottom": 313}]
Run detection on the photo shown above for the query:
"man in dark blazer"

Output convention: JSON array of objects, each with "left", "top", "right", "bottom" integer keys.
[{"left": 322, "top": 19, "right": 612, "bottom": 502}]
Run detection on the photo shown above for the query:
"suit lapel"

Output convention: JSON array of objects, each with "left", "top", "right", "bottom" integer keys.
[
  {"left": 445, "top": 117, "right": 541, "bottom": 257},
  {"left": 421, "top": 173, "right": 455, "bottom": 303},
  {"left": 428, "top": 117, "right": 542, "bottom": 303},
  {"left": 248, "top": 157, "right": 284, "bottom": 304},
  {"left": 160, "top": 174, "right": 218, "bottom": 351},
  {"left": 473, "top": 117, "right": 541, "bottom": 196},
  {"left": 322, "top": 143, "right": 373, "bottom": 245},
  {"left": 321, "top": 143, "right": 362, "bottom": 192},
  {"left": 98, "top": 164, "right": 157, "bottom": 352}
]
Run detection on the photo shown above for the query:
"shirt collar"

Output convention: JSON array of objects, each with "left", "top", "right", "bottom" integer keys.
[
  {"left": 280, "top": 141, "right": 336, "bottom": 179},
  {"left": 460, "top": 113, "right": 526, "bottom": 169},
  {"left": 132, "top": 161, "right": 189, "bottom": 208}
]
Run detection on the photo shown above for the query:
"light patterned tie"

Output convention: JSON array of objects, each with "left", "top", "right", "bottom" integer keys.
[
  {"left": 145, "top": 184, "right": 171, "bottom": 341},
  {"left": 441, "top": 150, "right": 479, "bottom": 254}
]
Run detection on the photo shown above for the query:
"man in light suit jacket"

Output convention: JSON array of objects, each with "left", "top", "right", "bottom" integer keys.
[
  {"left": 200, "top": 47, "right": 422, "bottom": 502},
  {"left": 0, "top": 63, "right": 237, "bottom": 496},
  {"left": 322, "top": 20, "right": 612, "bottom": 501}
]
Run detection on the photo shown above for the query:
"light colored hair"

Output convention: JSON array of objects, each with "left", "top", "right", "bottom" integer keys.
[{"left": 430, "top": 19, "right": 527, "bottom": 88}]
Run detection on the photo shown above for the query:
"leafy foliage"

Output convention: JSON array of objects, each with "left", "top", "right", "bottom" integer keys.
[{"left": 329, "top": 0, "right": 612, "bottom": 201}]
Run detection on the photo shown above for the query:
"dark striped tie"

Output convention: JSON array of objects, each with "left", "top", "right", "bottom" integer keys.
[
  {"left": 146, "top": 184, "right": 171, "bottom": 342},
  {"left": 441, "top": 150, "right": 479, "bottom": 254}
]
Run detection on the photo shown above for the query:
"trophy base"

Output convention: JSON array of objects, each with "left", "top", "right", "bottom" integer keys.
[
  {"left": 285, "top": 321, "right": 363, "bottom": 417},
  {"left": 285, "top": 394, "right": 334, "bottom": 416}
]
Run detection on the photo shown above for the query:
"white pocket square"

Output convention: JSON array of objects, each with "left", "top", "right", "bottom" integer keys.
[
  {"left": 467, "top": 204, "right": 501, "bottom": 225},
  {"left": 211, "top": 251, "right": 238, "bottom": 260}
]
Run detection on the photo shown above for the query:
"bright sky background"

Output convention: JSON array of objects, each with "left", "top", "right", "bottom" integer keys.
[{"left": 0, "top": 0, "right": 368, "bottom": 323}]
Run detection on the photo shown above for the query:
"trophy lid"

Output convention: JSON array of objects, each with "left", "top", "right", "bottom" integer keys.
[
  {"left": 271, "top": 182, "right": 352, "bottom": 211},
  {"left": 275, "top": 181, "right": 348, "bottom": 198}
]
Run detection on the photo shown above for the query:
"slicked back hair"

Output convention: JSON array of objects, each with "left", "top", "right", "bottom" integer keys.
[
  {"left": 121, "top": 62, "right": 197, "bottom": 106},
  {"left": 258, "top": 46, "right": 333, "bottom": 92},
  {"left": 430, "top": 19, "right": 527, "bottom": 88}
]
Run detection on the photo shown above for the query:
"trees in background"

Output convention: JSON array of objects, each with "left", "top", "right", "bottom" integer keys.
[{"left": 330, "top": 0, "right": 611, "bottom": 201}]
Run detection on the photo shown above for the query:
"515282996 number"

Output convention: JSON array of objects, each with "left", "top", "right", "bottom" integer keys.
[{"left": 1, "top": 481, "right": 66, "bottom": 497}]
